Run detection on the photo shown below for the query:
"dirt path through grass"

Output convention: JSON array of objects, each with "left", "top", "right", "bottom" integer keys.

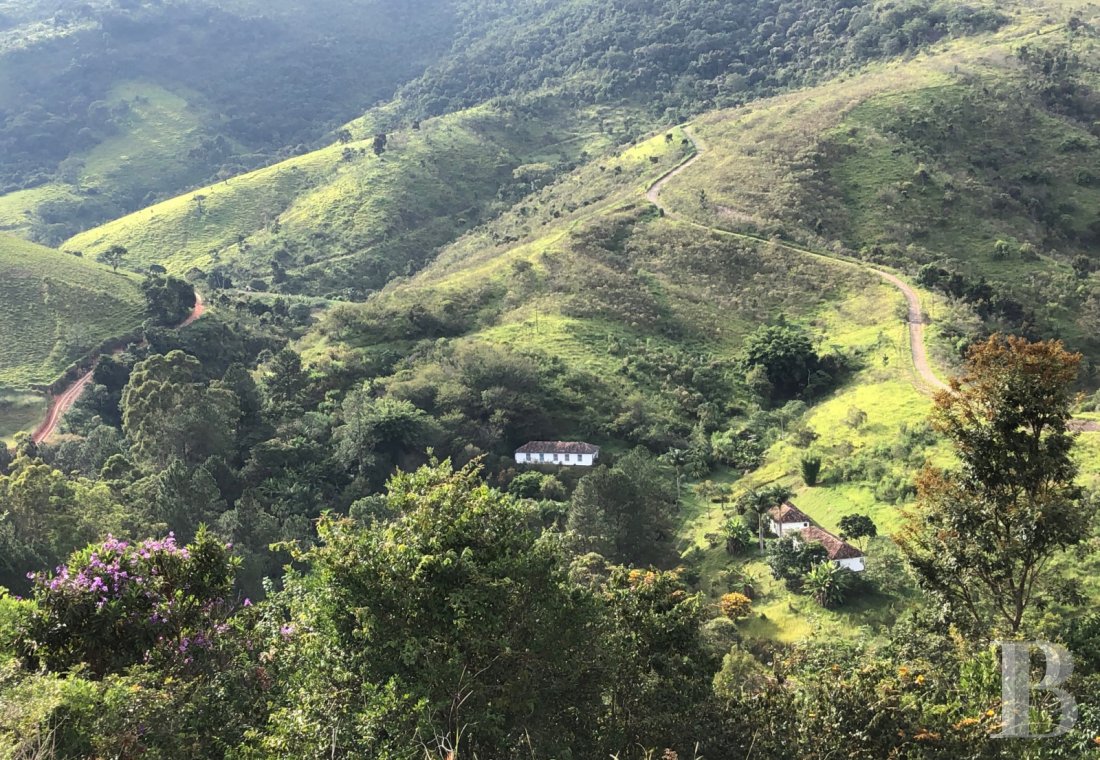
[
  {"left": 647, "top": 126, "right": 947, "bottom": 392},
  {"left": 648, "top": 125, "right": 1100, "bottom": 433},
  {"left": 30, "top": 291, "right": 205, "bottom": 444}
]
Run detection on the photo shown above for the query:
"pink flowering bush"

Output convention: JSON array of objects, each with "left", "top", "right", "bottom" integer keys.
[{"left": 20, "top": 526, "right": 240, "bottom": 676}]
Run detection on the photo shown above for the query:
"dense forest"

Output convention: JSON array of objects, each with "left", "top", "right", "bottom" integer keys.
[{"left": 396, "top": 0, "right": 1005, "bottom": 119}]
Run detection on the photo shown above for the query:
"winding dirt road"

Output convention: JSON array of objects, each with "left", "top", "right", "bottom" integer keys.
[
  {"left": 648, "top": 126, "right": 1099, "bottom": 430},
  {"left": 30, "top": 291, "right": 206, "bottom": 444}
]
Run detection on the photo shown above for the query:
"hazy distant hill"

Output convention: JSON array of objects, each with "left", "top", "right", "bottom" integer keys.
[{"left": 0, "top": 0, "right": 458, "bottom": 241}]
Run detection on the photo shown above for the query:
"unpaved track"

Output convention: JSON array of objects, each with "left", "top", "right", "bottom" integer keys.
[
  {"left": 30, "top": 291, "right": 206, "bottom": 444},
  {"left": 866, "top": 268, "right": 947, "bottom": 393},
  {"left": 648, "top": 127, "right": 947, "bottom": 393},
  {"left": 648, "top": 126, "right": 1099, "bottom": 431}
]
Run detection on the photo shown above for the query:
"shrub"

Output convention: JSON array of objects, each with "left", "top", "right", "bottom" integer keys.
[
  {"left": 722, "top": 519, "right": 755, "bottom": 555},
  {"left": 19, "top": 528, "right": 239, "bottom": 677},
  {"left": 800, "top": 454, "right": 822, "bottom": 486},
  {"left": 804, "top": 562, "right": 853, "bottom": 609},
  {"left": 718, "top": 592, "right": 753, "bottom": 619}
]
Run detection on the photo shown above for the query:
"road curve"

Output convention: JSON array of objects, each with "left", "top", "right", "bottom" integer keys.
[
  {"left": 647, "top": 126, "right": 1098, "bottom": 433},
  {"left": 30, "top": 290, "right": 206, "bottom": 445},
  {"left": 647, "top": 126, "right": 948, "bottom": 394},
  {"left": 867, "top": 268, "right": 947, "bottom": 393}
]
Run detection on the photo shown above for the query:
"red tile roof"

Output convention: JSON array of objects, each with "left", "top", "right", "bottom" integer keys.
[
  {"left": 516, "top": 441, "right": 600, "bottom": 455},
  {"left": 799, "top": 526, "right": 863, "bottom": 561},
  {"left": 768, "top": 500, "right": 812, "bottom": 525}
]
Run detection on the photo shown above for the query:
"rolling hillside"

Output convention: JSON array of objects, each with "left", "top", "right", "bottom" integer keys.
[
  {"left": 293, "top": 118, "right": 952, "bottom": 641},
  {"left": 0, "top": 0, "right": 458, "bottom": 242},
  {"left": 657, "top": 3, "right": 1100, "bottom": 371},
  {"left": 0, "top": 235, "right": 143, "bottom": 395},
  {"left": 284, "top": 1, "right": 1100, "bottom": 643},
  {"left": 64, "top": 100, "right": 635, "bottom": 297}
]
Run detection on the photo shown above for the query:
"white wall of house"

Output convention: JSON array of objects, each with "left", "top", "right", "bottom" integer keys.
[
  {"left": 515, "top": 452, "right": 597, "bottom": 466},
  {"left": 835, "top": 557, "right": 865, "bottom": 572},
  {"left": 769, "top": 519, "right": 810, "bottom": 537}
]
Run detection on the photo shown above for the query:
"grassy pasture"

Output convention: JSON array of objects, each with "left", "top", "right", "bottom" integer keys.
[
  {"left": 0, "top": 235, "right": 143, "bottom": 395},
  {"left": 0, "top": 81, "right": 212, "bottom": 245},
  {"left": 66, "top": 101, "right": 635, "bottom": 296}
]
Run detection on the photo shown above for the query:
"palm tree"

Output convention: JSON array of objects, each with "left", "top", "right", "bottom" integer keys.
[
  {"left": 693, "top": 479, "right": 718, "bottom": 517},
  {"left": 661, "top": 447, "right": 688, "bottom": 500},
  {"left": 717, "top": 483, "right": 735, "bottom": 514},
  {"left": 735, "top": 484, "right": 792, "bottom": 552}
]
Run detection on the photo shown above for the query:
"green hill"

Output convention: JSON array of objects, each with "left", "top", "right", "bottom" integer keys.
[
  {"left": 288, "top": 2, "right": 1100, "bottom": 643},
  {"left": 656, "top": 4, "right": 1100, "bottom": 370},
  {"left": 0, "top": 235, "right": 144, "bottom": 395},
  {"left": 293, "top": 121, "right": 949, "bottom": 641},
  {"left": 0, "top": 0, "right": 459, "bottom": 242},
  {"left": 64, "top": 100, "right": 634, "bottom": 297}
]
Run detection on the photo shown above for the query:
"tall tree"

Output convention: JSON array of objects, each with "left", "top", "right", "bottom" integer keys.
[
  {"left": 122, "top": 351, "right": 239, "bottom": 469},
  {"left": 258, "top": 349, "right": 310, "bottom": 421},
  {"left": 259, "top": 459, "right": 605, "bottom": 758},
  {"left": 141, "top": 274, "right": 196, "bottom": 325},
  {"left": 838, "top": 513, "right": 876, "bottom": 551},
  {"left": 333, "top": 390, "right": 437, "bottom": 483},
  {"left": 897, "top": 336, "right": 1094, "bottom": 635},
  {"left": 737, "top": 484, "right": 792, "bottom": 551},
  {"left": 569, "top": 448, "right": 678, "bottom": 567}
]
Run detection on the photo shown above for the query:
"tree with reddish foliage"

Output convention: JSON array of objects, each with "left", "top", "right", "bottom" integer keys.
[{"left": 897, "top": 336, "right": 1094, "bottom": 635}]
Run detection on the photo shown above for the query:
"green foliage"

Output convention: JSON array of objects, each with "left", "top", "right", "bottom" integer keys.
[
  {"left": 740, "top": 323, "right": 838, "bottom": 403},
  {"left": 95, "top": 245, "right": 126, "bottom": 272},
  {"left": 257, "top": 459, "right": 607, "bottom": 757},
  {"left": 767, "top": 535, "right": 829, "bottom": 591},
  {"left": 121, "top": 351, "right": 240, "bottom": 470},
  {"left": 800, "top": 454, "right": 822, "bottom": 486},
  {"left": 838, "top": 513, "right": 877, "bottom": 550},
  {"left": 569, "top": 448, "right": 678, "bottom": 567},
  {"left": 898, "top": 337, "right": 1094, "bottom": 635},
  {"left": 736, "top": 484, "right": 793, "bottom": 551},
  {"left": 398, "top": 0, "right": 1003, "bottom": 119},
  {"left": 721, "top": 518, "right": 755, "bottom": 555},
  {"left": 0, "top": 453, "right": 136, "bottom": 591},
  {"left": 0, "top": 0, "right": 459, "bottom": 237},
  {"left": 141, "top": 274, "right": 196, "bottom": 326},
  {"left": 803, "top": 561, "right": 853, "bottom": 609}
]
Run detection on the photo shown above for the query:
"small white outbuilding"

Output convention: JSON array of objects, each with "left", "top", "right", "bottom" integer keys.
[{"left": 798, "top": 525, "right": 865, "bottom": 572}]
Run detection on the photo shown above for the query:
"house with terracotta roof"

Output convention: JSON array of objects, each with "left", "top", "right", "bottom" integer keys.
[
  {"left": 798, "top": 525, "right": 865, "bottom": 572},
  {"left": 515, "top": 441, "right": 600, "bottom": 467},
  {"left": 767, "top": 500, "right": 812, "bottom": 537}
]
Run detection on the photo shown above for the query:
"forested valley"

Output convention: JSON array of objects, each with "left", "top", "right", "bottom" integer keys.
[{"left": 3, "top": 1, "right": 1100, "bottom": 758}]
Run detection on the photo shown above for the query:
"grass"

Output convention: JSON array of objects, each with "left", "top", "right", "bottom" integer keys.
[
  {"left": 656, "top": 24, "right": 1100, "bottom": 365},
  {"left": 0, "top": 185, "right": 78, "bottom": 238},
  {"left": 297, "top": 108, "right": 958, "bottom": 646},
  {"left": 671, "top": 278, "right": 945, "bottom": 643},
  {"left": 65, "top": 100, "right": 635, "bottom": 296},
  {"left": 78, "top": 81, "right": 212, "bottom": 199},
  {"left": 0, "top": 235, "right": 144, "bottom": 398},
  {"left": 0, "top": 392, "right": 46, "bottom": 445}
]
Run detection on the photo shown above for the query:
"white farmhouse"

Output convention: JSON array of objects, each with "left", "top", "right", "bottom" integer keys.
[
  {"left": 515, "top": 441, "right": 600, "bottom": 467},
  {"left": 767, "top": 500, "right": 812, "bottom": 537},
  {"left": 798, "top": 526, "right": 865, "bottom": 572}
]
